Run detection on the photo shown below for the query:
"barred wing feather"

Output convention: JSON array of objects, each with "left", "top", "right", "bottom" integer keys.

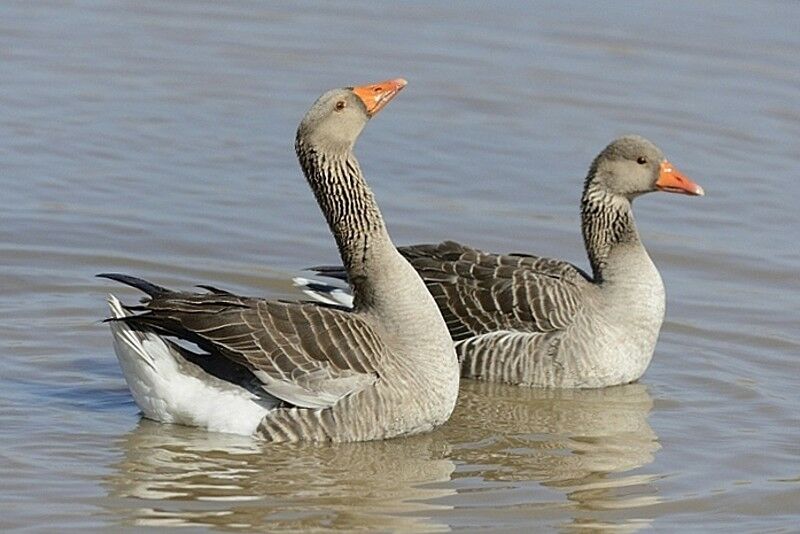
[
  {"left": 106, "top": 277, "right": 385, "bottom": 410},
  {"left": 399, "top": 241, "right": 591, "bottom": 340}
]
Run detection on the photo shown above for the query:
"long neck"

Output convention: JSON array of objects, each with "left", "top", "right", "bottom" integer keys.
[
  {"left": 580, "top": 183, "right": 641, "bottom": 283},
  {"left": 296, "top": 138, "right": 396, "bottom": 302}
]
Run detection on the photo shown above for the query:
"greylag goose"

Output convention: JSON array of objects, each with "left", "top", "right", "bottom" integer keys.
[
  {"left": 297, "top": 136, "right": 704, "bottom": 388},
  {"left": 99, "top": 78, "right": 459, "bottom": 441}
]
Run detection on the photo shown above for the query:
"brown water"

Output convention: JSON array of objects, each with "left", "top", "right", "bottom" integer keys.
[{"left": 1, "top": 1, "right": 799, "bottom": 531}]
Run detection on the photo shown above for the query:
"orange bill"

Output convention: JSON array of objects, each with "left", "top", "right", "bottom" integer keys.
[
  {"left": 352, "top": 78, "right": 408, "bottom": 117},
  {"left": 656, "top": 160, "right": 704, "bottom": 196}
]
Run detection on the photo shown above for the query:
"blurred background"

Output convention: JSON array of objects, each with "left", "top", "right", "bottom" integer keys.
[{"left": 1, "top": 1, "right": 798, "bottom": 531}]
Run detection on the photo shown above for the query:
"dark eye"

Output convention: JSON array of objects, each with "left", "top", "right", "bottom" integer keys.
[
  {"left": 334, "top": 101, "right": 346, "bottom": 111},
  {"left": 636, "top": 156, "right": 647, "bottom": 165}
]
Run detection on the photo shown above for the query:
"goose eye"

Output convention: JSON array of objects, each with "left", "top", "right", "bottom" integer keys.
[
  {"left": 334, "top": 101, "right": 346, "bottom": 111},
  {"left": 637, "top": 156, "right": 647, "bottom": 165}
]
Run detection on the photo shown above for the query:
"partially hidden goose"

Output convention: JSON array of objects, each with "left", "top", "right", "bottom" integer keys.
[
  {"left": 99, "top": 79, "right": 460, "bottom": 441},
  {"left": 297, "top": 136, "right": 704, "bottom": 388}
]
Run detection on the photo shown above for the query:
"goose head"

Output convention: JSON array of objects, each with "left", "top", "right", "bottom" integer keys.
[
  {"left": 296, "top": 78, "right": 407, "bottom": 154},
  {"left": 587, "top": 135, "right": 704, "bottom": 202}
]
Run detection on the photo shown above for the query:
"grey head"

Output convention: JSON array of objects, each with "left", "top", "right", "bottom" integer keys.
[
  {"left": 296, "top": 79, "right": 408, "bottom": 155},
  {"left": 586, "top": 135, "right": 704, "bottom": 201}
]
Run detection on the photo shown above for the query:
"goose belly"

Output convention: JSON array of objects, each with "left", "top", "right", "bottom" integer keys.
[{"left": 565, "top": 275, "right": 665, "bottom": 387}]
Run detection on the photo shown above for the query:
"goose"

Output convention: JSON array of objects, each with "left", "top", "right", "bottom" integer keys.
[
  {"left": 99, "top": 78, "right": 460, "bottom": 441},
  {"left": 297, "top": 136, "right": 704, "bottom": 388}
]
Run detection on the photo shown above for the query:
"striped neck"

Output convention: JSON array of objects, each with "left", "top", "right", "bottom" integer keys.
[
  {"left": 580, "top": 184, "right": 640, "bottom": 282},
  {"left": 296, "top": 138, "right": 392, "bottom": 291}
]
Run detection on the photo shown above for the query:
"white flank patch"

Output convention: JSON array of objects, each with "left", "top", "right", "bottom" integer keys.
[{"left": 106, "top": 295, "right": 274, "bottom": 436}]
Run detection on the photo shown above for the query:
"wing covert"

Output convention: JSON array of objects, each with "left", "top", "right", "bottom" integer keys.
[
  {"left": 117, "top": 287, "right": 386, "bottom": 409},
  {"left": 399, "top": 241, "right": 591, "bottom": 340}
]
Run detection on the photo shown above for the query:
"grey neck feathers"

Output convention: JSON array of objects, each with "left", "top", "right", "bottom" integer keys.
[
  {"left": 296, "top": 138, "right": 391, "bottom": 292},
  {"left": 581, "top": 181, "right": 640, "bottom": 283}
]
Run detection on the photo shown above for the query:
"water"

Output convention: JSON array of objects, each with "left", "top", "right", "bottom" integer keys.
[{"left": 1, "top": 0, "right": 798, "bottom": 531}]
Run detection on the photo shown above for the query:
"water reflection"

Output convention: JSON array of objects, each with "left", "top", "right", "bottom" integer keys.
[
  {"left": 439, "top": 381, "right": 661, "bottom": 531},
  {"left": 104, "top": 422, "right": 455, "bottom": 531},
  {"left": 102, "top": 381, "right": 658, "bottom": 531}
]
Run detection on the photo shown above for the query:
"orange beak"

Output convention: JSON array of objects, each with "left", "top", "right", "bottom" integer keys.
[
  {"left": 352, "top": 78, "right": 408, "bottom": 117},
  {"left": 656, "top": 160, "right": 704, "bottom": 196}
]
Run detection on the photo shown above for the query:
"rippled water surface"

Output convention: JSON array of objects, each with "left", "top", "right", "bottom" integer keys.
[{"left": 1, "top": 1, "right": 799, "bottom": 531}]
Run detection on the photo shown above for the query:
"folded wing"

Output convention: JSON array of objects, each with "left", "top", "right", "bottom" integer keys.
[
  {"left": 100, "top": 274, "right": 385, "bottom": 409},
  {"left": 398, "top": 241, "right": 592, "bottom": 340}
]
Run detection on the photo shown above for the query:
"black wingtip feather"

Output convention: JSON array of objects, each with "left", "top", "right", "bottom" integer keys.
[
  {"left": 307, "top": 265, "right": 349, "bottom": 282},
  {"left": 96, "top": 273, "right": 171, "bottom": 296},
  {"left": 303, "top": 281, "right": 340, "bottom": 293},
  {"left": 196, "top": 284, "right": 235, "bottom": 295}
]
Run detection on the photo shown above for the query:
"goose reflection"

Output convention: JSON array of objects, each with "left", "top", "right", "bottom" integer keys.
[
  {"left": 103, "top": 381, "right": 659, "bottom": 531},
  {"left": 438, "top": 381, "right": 661, "bottom": 532},
  {"left": 103, "top": 422, "right": 456, "bottom": 532}
]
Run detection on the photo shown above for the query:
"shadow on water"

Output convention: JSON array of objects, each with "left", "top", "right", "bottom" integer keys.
[{"left": 100, "top": 381, "right": 659, "bottom": 531}]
